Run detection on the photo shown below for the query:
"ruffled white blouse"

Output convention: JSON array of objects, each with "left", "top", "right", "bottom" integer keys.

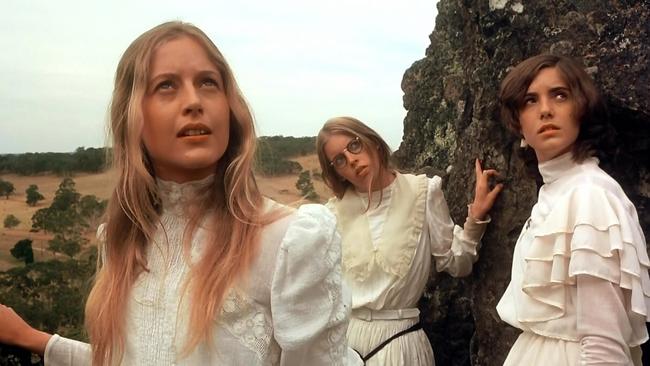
[
  {"left": 497, "top": 152, "right": 650, "bottom": 364},
  {"left": 44, "top": 176, "right": 362, "bottom": 366}
]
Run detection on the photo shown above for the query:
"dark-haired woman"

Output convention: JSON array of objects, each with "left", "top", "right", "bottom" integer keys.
[{"left": 496, "top": 54, "right": 650, "bottom": 366}]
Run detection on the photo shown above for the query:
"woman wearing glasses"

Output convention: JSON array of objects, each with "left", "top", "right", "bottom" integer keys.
[{"left": 316, "top": 116, "right": 502, "bottom": 365}]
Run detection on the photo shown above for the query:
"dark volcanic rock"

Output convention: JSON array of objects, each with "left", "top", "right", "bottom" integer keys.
[{"left": 395, "top": 1, "right": 650, "bottom": 365}]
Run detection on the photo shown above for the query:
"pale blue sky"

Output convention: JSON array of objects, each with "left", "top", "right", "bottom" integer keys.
[{"left": 0, "top": 0, "right": 437, "bottom": 153}]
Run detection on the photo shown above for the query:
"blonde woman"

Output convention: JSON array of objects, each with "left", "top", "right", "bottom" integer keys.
[
  {"left": 0, "top": 21, "right": 361, "bottom": 365},
  {"left": 316, "top": 117, "right": 502, "bottom": 365},
  {"left": 496, "top": 54, "right": 650, "bottom": 365}
]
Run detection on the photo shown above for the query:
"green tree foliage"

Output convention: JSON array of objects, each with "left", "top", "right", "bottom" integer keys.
[
  {"left": 0, "top": 147, "right": 108, "bottom": 175},
  {"left": 256, "top": 156, "right": 303, "bottom": 175},
  {"left": 48, "top": 233, "right": 85, "bottom": 258},
  {"left": 32, "top": 178, "right": 85, "bottom": 235},
  {"left": 25, "top": 184, "right": 45, "bottom": 206},
  {"left": 296, "top": 170, "right": 319, "bottom": 201},
  {"left": 0, "top": 345, "right": 37, "bottom": 366},
  {"left": 29, "top": 178, "right": 99, "bottom": 258},
  {"left": 79, "top": 195, "right": 107, "bottom": 228},
  {"left": 0, "top": 258, "right": 95, "bottom": 342},
  {"left": 257, "top": 136, "right": 316, "bottom": 157},
  {"left": 3, "top": 214, "right": 20, "bottom": 228},
  {"left": 0, "top": 178, "right": 15, "bottom": 199},
  {"left": 10, "top": 239, "right": 34, "bottom": 265},
  {"left": 255, "top": 136, "right": 315, "bottom": 176}
]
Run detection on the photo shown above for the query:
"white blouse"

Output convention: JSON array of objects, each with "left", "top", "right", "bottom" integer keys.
[
  {"left": 330, "top": 175, "right": 487, "bottom": 311},
  {"left": 497, "top": 152, "right": 650, "bottom": 364},
  {"left": 44, "top": 176, "right": 362, "bottom": 366}
]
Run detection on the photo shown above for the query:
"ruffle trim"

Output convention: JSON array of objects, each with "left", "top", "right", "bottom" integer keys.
[
  {"left": 519, "top": 186, "right": 650, "bottom": 344},
  {"left": 342, "top": 174, "right": 428, "bottom": 282}
]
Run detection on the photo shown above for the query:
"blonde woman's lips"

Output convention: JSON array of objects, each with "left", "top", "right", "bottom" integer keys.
[{"left": 177, "top": 123, "right": 212, "bottom": 138}]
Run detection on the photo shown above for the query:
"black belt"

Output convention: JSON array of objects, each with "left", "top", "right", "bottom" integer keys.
[{"left": 353, "top": 321, "right": 423, "bottom": 363}]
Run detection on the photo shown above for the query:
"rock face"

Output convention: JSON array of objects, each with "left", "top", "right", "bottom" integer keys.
[{"left": 395, "top": 1, "right": 649, "bottom": 365}]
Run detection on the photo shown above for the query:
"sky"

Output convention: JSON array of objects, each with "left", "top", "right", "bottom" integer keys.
[{"left": 0, "top": 0, "right": 437, "bottom": 154}]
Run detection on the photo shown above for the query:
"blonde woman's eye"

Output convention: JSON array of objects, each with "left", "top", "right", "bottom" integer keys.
[
  {"left": 348, "top": 140, "right": 362, "bottom": 154},
  {"left": 202, "top": 78, "right": 219, "bottom": 88},
  {"left": 156, "top": 80, "right": 174, "bottom": 91},
  {"left": 334, "top": 155, "right": 347, "bottom": 168},
  {"left": 555, "top": 92, "right": 568, "bottom": 100}
]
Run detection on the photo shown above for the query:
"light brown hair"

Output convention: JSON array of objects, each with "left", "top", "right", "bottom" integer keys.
[
  {"left": 85, "top": 21, "right": 280, "bottom": 365},
  {"left": 316, "top": 116, "right": 393, "bottom": 199}
]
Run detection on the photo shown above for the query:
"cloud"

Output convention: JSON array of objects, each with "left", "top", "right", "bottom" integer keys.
[{"left": 0, "top": 0, "right": 436, "bottom": 153}]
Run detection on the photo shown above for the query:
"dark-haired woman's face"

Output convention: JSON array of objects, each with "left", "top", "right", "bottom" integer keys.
[{"left": 519, "top": 67, "right": 580, "bottom": 162}]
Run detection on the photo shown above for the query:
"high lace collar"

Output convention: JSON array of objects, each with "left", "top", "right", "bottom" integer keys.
[
  {"left": 538, "top": 152, "right": 580, "bottom": 184},
  {"left": 156, "top": 174, "right": 215, "bottom": 215},
  {"left": 538, "top": 152, "right": 601, "bottom": 185}
]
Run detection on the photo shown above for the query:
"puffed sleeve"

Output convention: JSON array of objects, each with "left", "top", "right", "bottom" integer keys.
[
  {"left": 427, "top": 176, "right": 490, "bottom": 277},
  {"left": 271, "top": 204, "right": 362, "bottom": 366},
  {"left": 44, "top": 334, "right": 91, "bottom": 365}
]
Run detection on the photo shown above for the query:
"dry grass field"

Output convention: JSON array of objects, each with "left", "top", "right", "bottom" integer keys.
[{"left": 0, "top": 155, "right": 330, "bottom": 270}]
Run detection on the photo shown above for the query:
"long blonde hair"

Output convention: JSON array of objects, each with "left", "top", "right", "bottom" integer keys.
[{"left": 85, "top": 21, "right": 276, "bottom": 365}]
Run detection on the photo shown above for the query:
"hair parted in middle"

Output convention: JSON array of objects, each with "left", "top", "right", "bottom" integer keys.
[
  {"left": 85, "top": 21, "right": 282, "bottom": 366},
  {"left": 498, "top": 53, "right": 613, "bottom": 163},
  {"left": 316, "top": 116, "right": 393, "bottom": 199}
]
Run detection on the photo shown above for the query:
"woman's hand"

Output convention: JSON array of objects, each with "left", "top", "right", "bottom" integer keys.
[
  {"left": 469, "top": 158, "right": 503, "bottom": 220},
  {"left": 0, "top": 304, "right": 51, "bottom": 355}
]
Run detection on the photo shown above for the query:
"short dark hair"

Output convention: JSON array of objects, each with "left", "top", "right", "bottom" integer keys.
[{"left": 498, "top": 54, "right": 611, "bottom": 162}]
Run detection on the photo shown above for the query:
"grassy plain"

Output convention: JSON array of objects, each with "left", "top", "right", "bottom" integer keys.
[{"left": 0, "top": 154, "right": 329, "bottom": 270}]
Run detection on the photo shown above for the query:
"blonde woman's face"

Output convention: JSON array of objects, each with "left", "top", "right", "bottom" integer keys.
[
  {"left": 324, "top": 133, "right": 379, "bottom": 192},
  {"left": 141, "top": 36, "right": 230, "bottom": 183}
]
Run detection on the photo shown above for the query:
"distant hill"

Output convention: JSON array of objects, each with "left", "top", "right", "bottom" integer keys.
[
  {"left": 0, "top": 136, "right": 317, "bottom": 176},
  {"left": 0, "top": 147, "right": 106, "bottom": 175}
]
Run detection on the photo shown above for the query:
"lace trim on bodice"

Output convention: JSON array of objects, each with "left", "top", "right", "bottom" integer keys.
[
  {"left": 322, "top": 228, "right": 349, "bottom": 364},
  {"left": 156, "top": 174, "right": 215, "bottom": 216}
]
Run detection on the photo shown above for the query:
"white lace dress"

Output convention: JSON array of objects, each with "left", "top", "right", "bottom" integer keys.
[
  {"left": 328, "top": 174, "right": 488, "bottom": 366},
  {"left": 44, "top": 176, "right": 362, "bottom": 366},
  {"left": 497, "top": 152, "right": 650, "bottom": 365}
]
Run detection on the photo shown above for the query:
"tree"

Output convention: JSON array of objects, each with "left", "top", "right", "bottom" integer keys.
[
  {"left": 31, "top": 207, "right": 56, "bottom": 233},
  {"left": 79, "top": 195, "right": 107, "bottom": 229},
  {"left": 0, "top": 179, "right": 15, "bottom": 199},
  {"left": 296, "top": 170, "right": 319, "bottom": 201},
  {"left": 50, "top": 178, "right": 80, "bottom": 212},
  {"left": 32, "top": 178, "right": 84, "bottom": 235},
  {"left": 25, "top": 184, "right": 45, "bottom": 206},
  {"left": 48, "top": 234, "right": 84, "bottom": 258},
  {"left": 3, "top": 214, "right": 20, "bottom": 229},
  {"left": 10, "top": 239, "right": 34, "bottom": 265}
]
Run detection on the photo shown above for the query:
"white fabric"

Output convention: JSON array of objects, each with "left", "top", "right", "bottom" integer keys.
[
  {"left": 329, "top": 174, "right": 488, "bottom": 365},
  {"left": 44, "top": 176, "right": 363, "bottom": 366},
  {"left": 336, "top": 173, "right": 427, "bottom": 283},
  {"left": 497, "top": 152, "right": 649, "bottom": 365},
  {"left": 577, "top": 275, "right": 640, "bottom": 365}
]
